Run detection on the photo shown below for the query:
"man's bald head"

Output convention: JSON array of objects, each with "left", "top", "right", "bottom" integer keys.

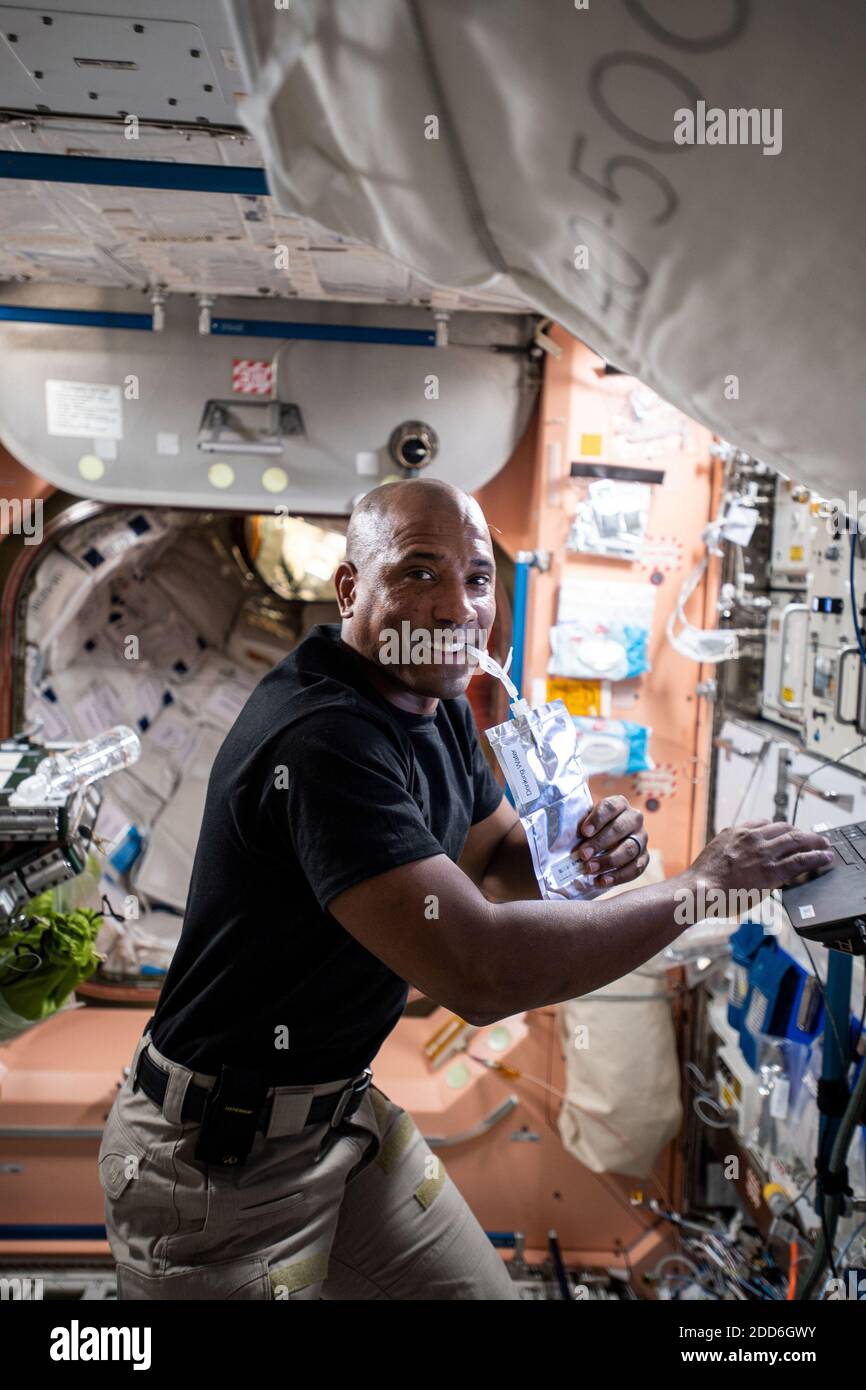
[{"left": 345, "top": 479, "right": 490, "bottom": 574}]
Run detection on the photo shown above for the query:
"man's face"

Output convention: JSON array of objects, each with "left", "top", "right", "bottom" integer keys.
[{"left": 339, "top": 502, "right": 497, "bottom": 699}]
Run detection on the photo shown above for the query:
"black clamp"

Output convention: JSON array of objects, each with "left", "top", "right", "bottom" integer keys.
[
  {"left": 816, "top": 1078, "right": 849, "bottom": 1117},
  {"left": 330, "top": 1068, "right": 373, "bottom": 1129}
]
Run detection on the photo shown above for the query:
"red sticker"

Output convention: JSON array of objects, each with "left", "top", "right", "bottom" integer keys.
[
  {"left": 632, "top": 764, "right": 677, "bottom": 800},
  {"left": 639, "top": 535, "right": 684, "bottom": 574},
  {"left": 232, "top": 359, "right": 274, "bottom": 395}
]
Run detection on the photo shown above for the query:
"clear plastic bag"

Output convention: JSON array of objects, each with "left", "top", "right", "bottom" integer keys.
[
  {"left": 566, "top": 478, "right": 651, "bottom": 560},
  {"left": 486, "top": 700, "right": 598, "bottom": 900},
  {"left": 466, "top": 643, "right": 600, "bottom": 901}
]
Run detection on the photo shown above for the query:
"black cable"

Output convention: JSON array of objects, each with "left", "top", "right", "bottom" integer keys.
[
  {"left": 100, "top": 893, "right": 126, "bottom": 924},
  {"left": 773, "top": 1170, "right": 817, "bottom": 1225},
  {"left": 799, "top": 1053, "right": 866, "bottom": 1297},
  {"left": 849, "top": 529, "right": 866, "bottom": 668},
  {"left": 800, "top": 938, "right": 848, "bottom": 1072},
  {"left": 819, "top": 1175, "right": 839, "bottom": 1282},
  {"left": 796, "top": 938, "right": 849, "bottom": 1282}
]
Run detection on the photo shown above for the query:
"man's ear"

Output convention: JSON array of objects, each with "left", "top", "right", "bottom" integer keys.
[{"left": 334, "top": 560, "right": 357, "bottom": 617}]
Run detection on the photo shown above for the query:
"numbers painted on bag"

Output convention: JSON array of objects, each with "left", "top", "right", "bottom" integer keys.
[
  {"left": 623, "top": 0, "right": 750, "bottom": 54},
  {"left": 564, "top": 3, "right": 751, "bottom": 315},
  {"left": 569, "top": 135, "right": 679, "bottom": 227},
  {"left": 589, "top": 52, "right": 704, "bottom": 153}
]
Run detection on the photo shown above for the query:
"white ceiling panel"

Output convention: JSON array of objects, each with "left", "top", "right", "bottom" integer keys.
[{"left": 0, "top": 116, "right": 528, "bottom": 309}]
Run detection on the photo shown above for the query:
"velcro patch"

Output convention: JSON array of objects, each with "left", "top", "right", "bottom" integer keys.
[{"left": 269, "top": 1250, "right": 328, "bottom": 1297}]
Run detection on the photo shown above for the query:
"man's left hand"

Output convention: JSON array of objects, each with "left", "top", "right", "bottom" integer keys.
[{"left": 575, "top": 795, "right": 648, "bottom": 890}]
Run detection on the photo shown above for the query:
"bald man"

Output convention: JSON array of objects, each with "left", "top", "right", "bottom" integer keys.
[{"left": 100, "top": 479, "right": 833, "bottom": 1301}]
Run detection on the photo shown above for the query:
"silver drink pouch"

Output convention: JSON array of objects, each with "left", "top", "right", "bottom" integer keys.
[{"left": 485, "top": 699, "right": 597, "bottom": 901}]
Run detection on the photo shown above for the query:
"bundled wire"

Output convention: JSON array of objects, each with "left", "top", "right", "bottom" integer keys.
[
  {"left": 666, "top": 501, "right": 764, "bottom": 664},
  {"left": 797, "top": 1053, "right": 866, "bottom": 1298},
  {"left": 647, "top": 1210, "right": 786, "bottom": 1301}
]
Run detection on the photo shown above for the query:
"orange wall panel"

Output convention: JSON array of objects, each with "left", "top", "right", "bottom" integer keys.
[{"left": 488, "top": 330, "right": 716, "bottom": 879}]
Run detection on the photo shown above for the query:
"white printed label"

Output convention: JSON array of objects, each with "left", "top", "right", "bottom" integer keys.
[
  {"left": 147, "top": 711, "right": 197, "bottom": 761},
  {"left": 746, "top": 989, "right": 768, "bottom": 1034},
  {"left": 551, "top": 854, "right": 582, "bottom": 887},
  {"left": 30, "top": 691, "right": 74, "bottom": 742},
  {"left": 46, "top": 380, "right": 123, "bottom": 439},
  {"left": 500, "top": 743, "right": 539, "bottom": 804},
  {"left": 798, "top": 904, "right": 816, "bottom": 920},
  {"left": 769, "top": 1078, "right": 790, "bottom": 1119},
  {"left": 73, "top": 681, "right": 126, "bottom": 740}
]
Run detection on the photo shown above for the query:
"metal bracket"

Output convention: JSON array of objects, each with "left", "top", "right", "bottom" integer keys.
[
  {"left": 786, "top": 775, "right": 854, "bottom": 813},
  {"left": 713, "top": 736, "right": 767, "bottom": 761},
  {"left": 516, "top": 549, "right": 551, "bottom": 573},
  {"left": 197, "top": 398, "right": 303, "bottom": 455}
]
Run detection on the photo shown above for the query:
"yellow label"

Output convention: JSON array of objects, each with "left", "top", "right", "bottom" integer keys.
[
  {"left": 579, "top": 432, "right": 603, "bottom": 456},
  {"left": 547, "top": 677, "right": 602, "bottom": 716},
  {"left": 782, "top": 686, "right": 795, "bottom": 704},
  {"left": 789, "top": 545, "right": 804, "bottom": 561}
]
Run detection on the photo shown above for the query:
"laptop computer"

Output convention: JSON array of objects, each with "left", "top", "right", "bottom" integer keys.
[{"left": 781, "top": 820, "right": 866, "bottom": 954}]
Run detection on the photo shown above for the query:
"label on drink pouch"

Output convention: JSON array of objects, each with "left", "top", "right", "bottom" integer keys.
[
  {"left": 551, "top": 854, "right": 583, "bottom": 887},
  {"left": 500, "top": 743, "right": 539, "bottom": 803}
]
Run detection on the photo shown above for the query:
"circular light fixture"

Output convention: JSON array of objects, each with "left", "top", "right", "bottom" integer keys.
[
  {"left": 487, "top": 1025, "right": 512, "bottom": 1052},
  {"left": 78, "top": 454, "right": 106, "bottom": 480},
  {"left": 207, "top": 462, "right": 235, "bottom": 489},
  {"left": 261, "top": 466, "right": 289, "bottom": 493}
]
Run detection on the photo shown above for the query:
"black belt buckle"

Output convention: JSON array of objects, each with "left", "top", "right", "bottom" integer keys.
[
  {"left": 329, "top": 1068, "right": 373, "bottom": 1129},
  {"left": 194, "top": 1064, "right": 270, "bottom": 1167}
]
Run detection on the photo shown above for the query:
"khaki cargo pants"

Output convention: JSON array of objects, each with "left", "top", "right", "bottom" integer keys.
[{"left": 99, "top": 1029, "right": 519, "bottom": 1300}]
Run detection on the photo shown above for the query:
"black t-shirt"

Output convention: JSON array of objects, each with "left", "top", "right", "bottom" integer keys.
[{"left": 150, "top": 623, "right": 504, "bottom": 1083}]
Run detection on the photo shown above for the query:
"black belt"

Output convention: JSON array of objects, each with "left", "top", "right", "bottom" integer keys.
[{"left": 134, "top": 1044, "right": 372, "bottom": 1134}]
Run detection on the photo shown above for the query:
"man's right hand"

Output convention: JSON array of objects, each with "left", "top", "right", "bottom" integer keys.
[{"left": 690, "top": 819, "right": 835, "bottom": 895}]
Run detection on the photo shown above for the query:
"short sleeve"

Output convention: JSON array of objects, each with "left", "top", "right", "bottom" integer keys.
[
  {"left": 269, "top": 710, "right": 445, "bottom": 911},
  {"left": 463, "top": 704, "right": 505, "bottom": 825}
]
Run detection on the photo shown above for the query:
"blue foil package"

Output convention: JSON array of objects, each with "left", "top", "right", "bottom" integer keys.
[
  {"left": 572, "top": 717, "right": 653, "bottom": 776},
  {"left": 549, "top": 621, "right": 650, "bottom": 681}
]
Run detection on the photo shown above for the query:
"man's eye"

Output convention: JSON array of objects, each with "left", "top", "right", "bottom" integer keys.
[
  {"left": 406, "top": 568, "right": 434, "bottom": 580},
  {"left": 470, "top": 574, "right": 492, "bottom": 587}
]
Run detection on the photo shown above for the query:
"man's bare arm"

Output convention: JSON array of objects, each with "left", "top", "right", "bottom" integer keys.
[
  {"left": 458, "top": 797, "right": 540, "bottom": 901},
  {"left": 327, "top": 822, "right": 833, "bottom": 1026}
]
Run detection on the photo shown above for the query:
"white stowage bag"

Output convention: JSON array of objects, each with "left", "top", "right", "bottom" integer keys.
[
  {"left": 227, "top": 0, "right": 864, "bottom": 492},
  {"left": 556, "top": 850, "right": 683, "bottom": 1177}
]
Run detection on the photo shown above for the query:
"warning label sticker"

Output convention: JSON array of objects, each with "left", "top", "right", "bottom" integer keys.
[
  {"left": 232, "top": 359, "right": 274, "bottom": 395},
  {"left": 546, "top": 677, "right": 605, "bottom": 717},
  {"left": 45, "top": 379, "right": 123, "bottom": 439},
  {"left": 632, "top": 764, "right": 677, "bottom": 800}
]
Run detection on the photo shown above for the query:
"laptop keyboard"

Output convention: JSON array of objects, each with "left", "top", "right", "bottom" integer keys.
[{"left": 821, "top": 822, "right": 866, "bottom": 868}]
